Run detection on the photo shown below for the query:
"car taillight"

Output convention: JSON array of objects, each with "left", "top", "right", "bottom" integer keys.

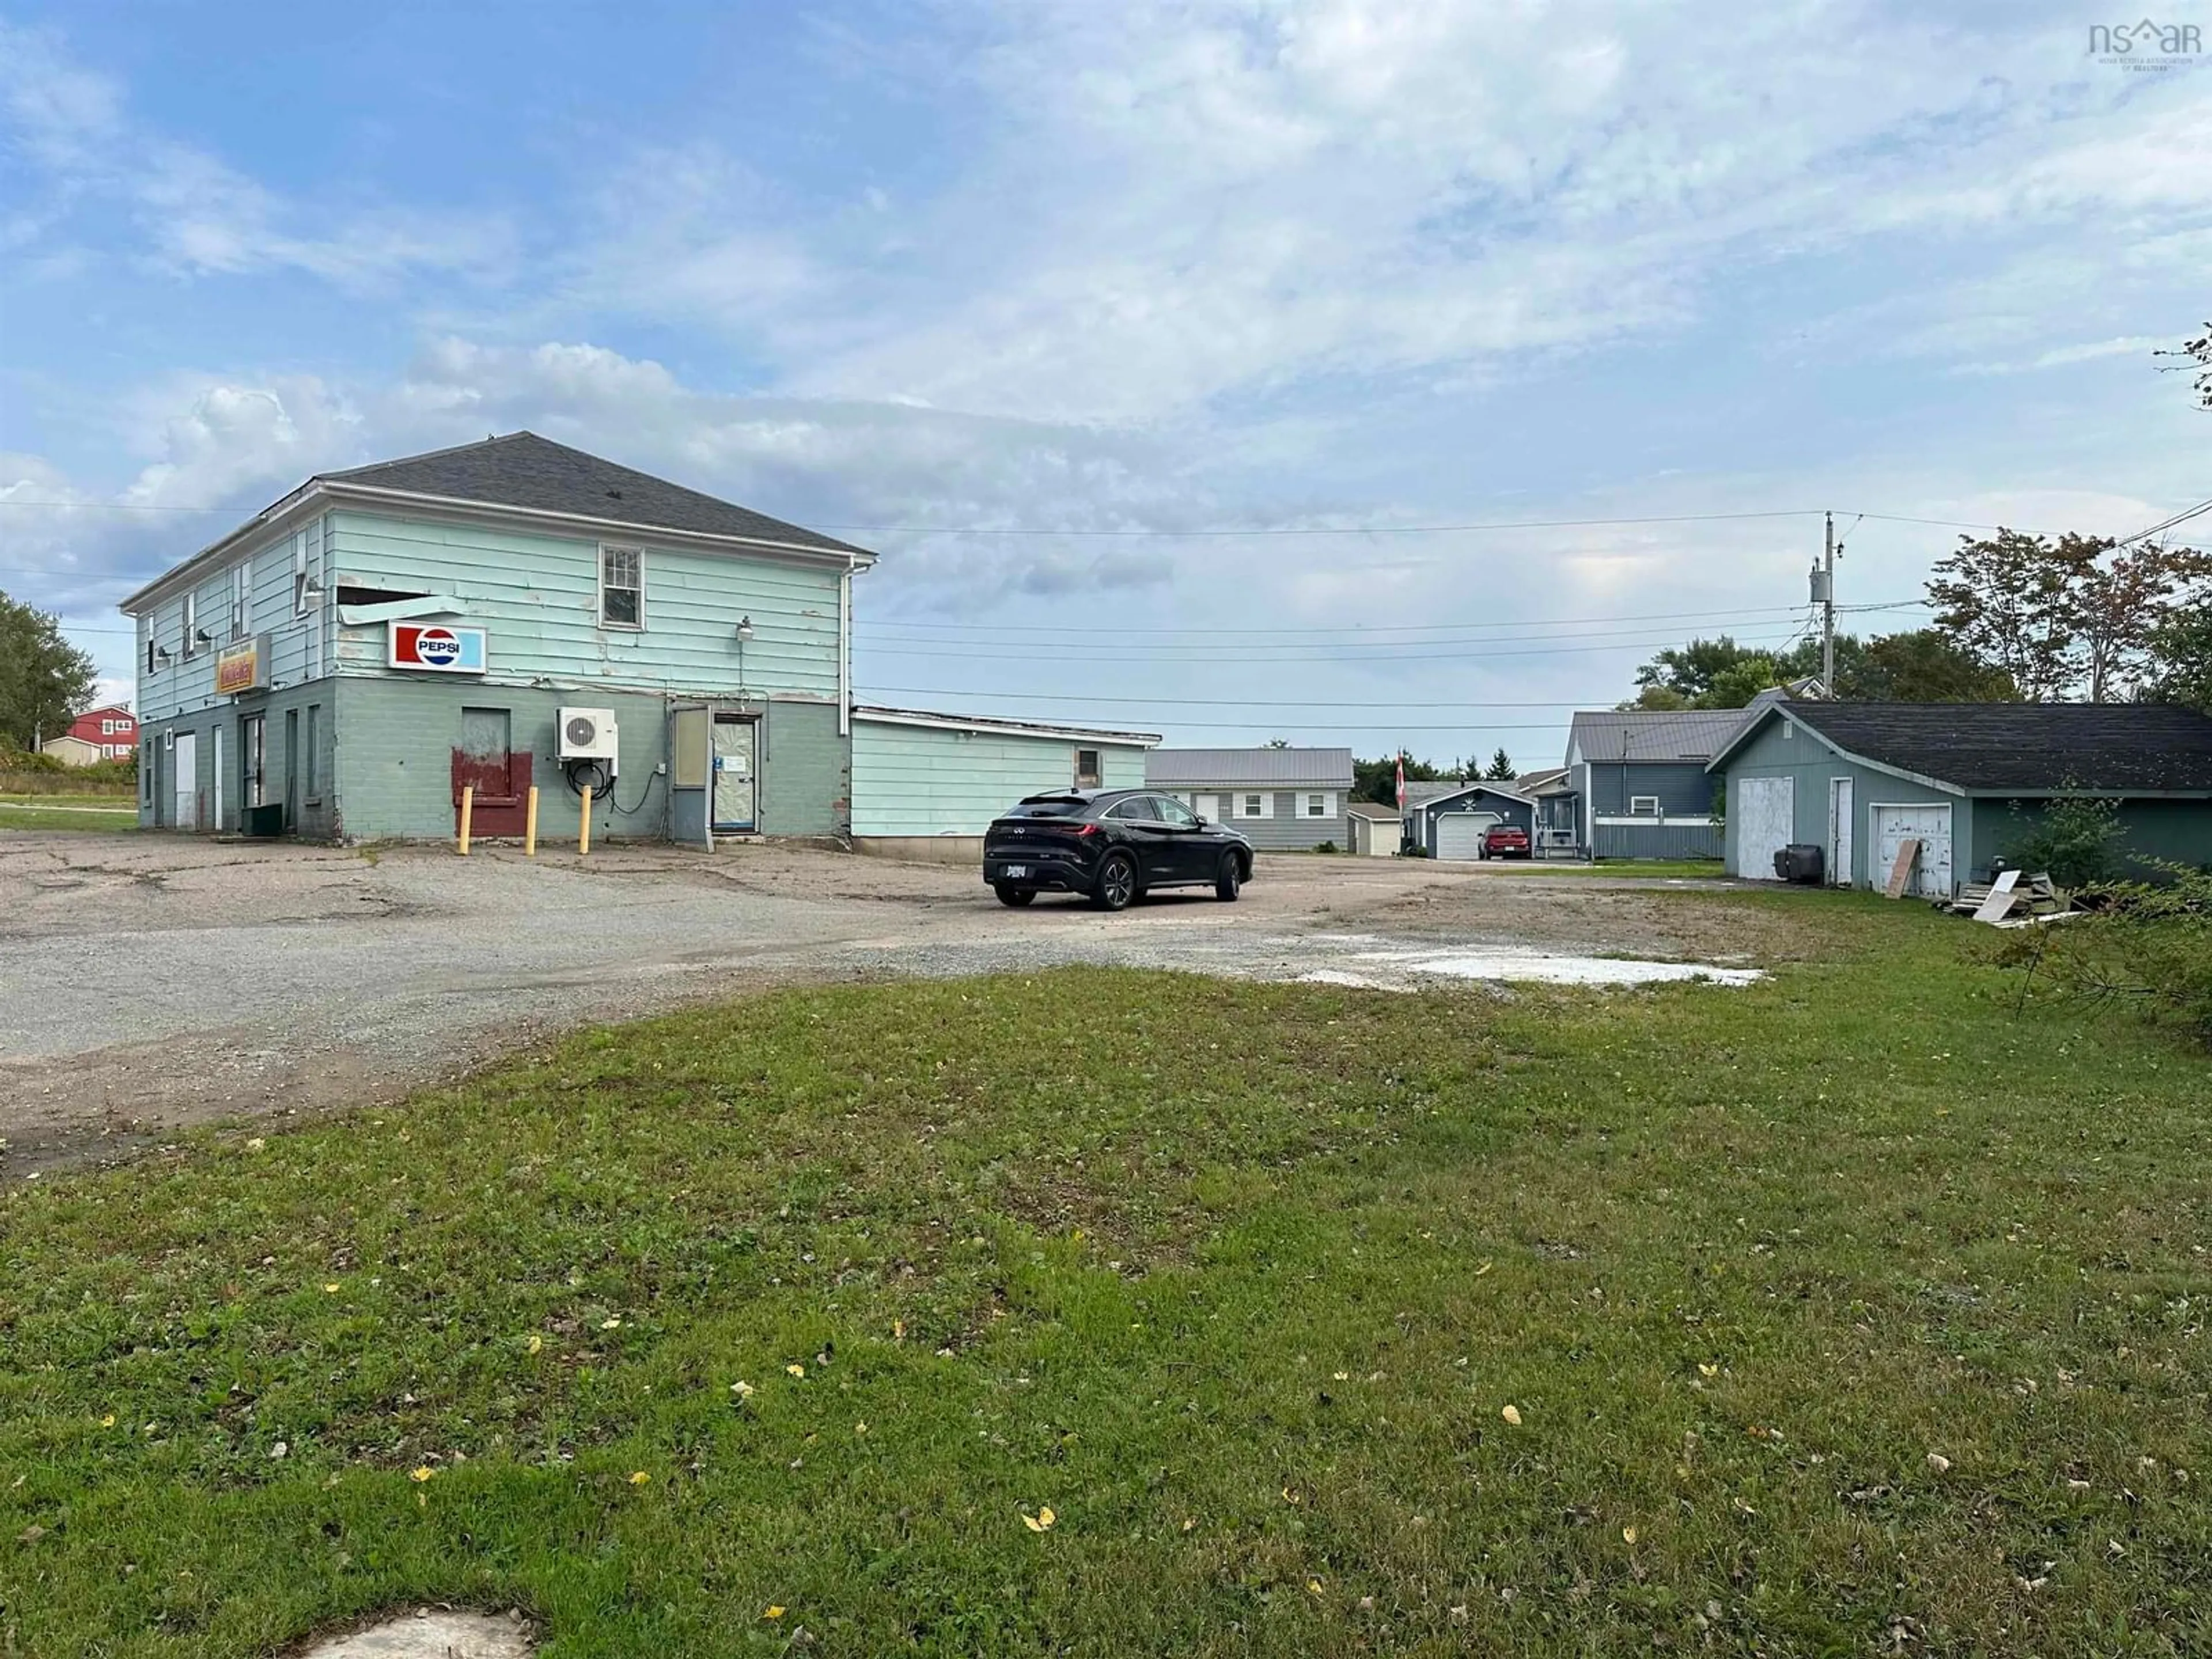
[{"left": 1077, "top": 823, "right": 1099, "bottom": 837}]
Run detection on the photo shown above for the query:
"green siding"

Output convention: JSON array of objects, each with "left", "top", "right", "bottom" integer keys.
[
  {"left": 1720, "top": 715, "right": 1956, "bottom": 885},
  {"left": 754, "top": 699, "right": 849, "bottom": 838},
  {"left": 328, "top": 680, "right": 847, "bottom": 843},
  {"left": 325, "top": 509, "right": 843, "bottom": 697},
  {"left": 851, "top": 719, "right": 1146, "bottom": 836},
  {"left": 1973, "top": 798, "right": 2212, "bottom": 879}
]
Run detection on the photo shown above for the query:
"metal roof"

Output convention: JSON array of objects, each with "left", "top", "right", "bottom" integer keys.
[
  {"left": 1145, "top": 747, "right": 1355, "bottom": 786},
  {"left": 1567, "top": 707, "right": 1759, "bottom": 763}
]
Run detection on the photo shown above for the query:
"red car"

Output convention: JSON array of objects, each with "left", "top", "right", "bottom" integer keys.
[{"left": 1480, "top": 825, "right": 1531, "bottom": 859}]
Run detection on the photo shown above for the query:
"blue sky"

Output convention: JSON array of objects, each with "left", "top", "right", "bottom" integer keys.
[{"left": 3, "top": 1, "right": 2207, "bottom": 763}]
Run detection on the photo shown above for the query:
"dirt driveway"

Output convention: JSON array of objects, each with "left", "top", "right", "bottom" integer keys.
[{"left": 1, "top": 832, "right": 1805, "bottom": 1172}]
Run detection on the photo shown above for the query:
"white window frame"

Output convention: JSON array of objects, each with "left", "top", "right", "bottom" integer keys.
[
  {"left": 101, "top": 718, "right": 116, "bottom": 735},
  {"left": 230, "top": 562, "right": 251, "bottom": 642},
  {"left": 1074, "top": 747, "right": 1102, "bottom": 787},
  {"left": 1304, "top": 791, "right": 1336, "bottom": 819},
  {"left": 1235, "top": 792, "right": 1275, "bottom": 820},
  {"left": 1629, "top": 794, "right": 1661, "bottom": 816},
  {"left": 293, "top": 528, "right": 314, "bottom": 618},
  {"left": 599, "top": 544, "right": 645, "bottom": 630},
  {"left": 181, "top": 593, "right": 200, "bottom": 659}
]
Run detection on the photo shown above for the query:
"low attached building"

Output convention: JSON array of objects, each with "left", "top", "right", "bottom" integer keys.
[
  {"left": 1709, "top": 700, "right": 2212, "bottom": 896},
  {"left": 1405, "top": 781, "right": 1537, "bottom": 859},
  {"left": 1565, "top": 707, "right": 1745, "bottom": 859},
  {"left": 849, "top": 707, "right": 1158, "bottom": 860},
  {"left": 1145, "top": 748, "right": 1354, "bottom": 850}
]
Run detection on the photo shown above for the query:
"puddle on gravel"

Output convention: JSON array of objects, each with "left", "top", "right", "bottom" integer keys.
[
  {"left": 293, "top": 1610, "right": 533, "bottom": 1658},
  {"left": 1297, "top": 946, "right": 1764, "bottom": 990}
]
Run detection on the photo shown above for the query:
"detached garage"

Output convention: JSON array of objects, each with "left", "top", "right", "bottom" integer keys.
[
  {"left": 1709, "top": 700, "right": 2212, "bottom": 897},
  {"left": 1407, "top": 782, "right": 1537, "bottom": 859}
]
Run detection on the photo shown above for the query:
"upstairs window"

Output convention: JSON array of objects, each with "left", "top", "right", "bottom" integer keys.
[
  {"left": 181, "top": 594, "right": 201, "bottom": 659},
  {"left": 600, "top": 546, "right": 643, "bottom": 628},
  {"left": 293, "top": 528, "right": 316, "bottom": 617},
  {"left": 230, "top": 563, "right": 251, "bottom": 641},
  {"left": 1630, "top": 794, "right": 1661, "bottom": 816}
]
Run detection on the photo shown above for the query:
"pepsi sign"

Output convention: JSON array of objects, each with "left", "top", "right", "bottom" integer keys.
[{"left": 388, "top": 621, "right": 487, "bottom": 674}]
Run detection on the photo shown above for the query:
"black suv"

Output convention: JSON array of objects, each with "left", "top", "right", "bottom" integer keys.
[{"left": 983, "top": 789, "right": 1255, "bottom": 911}]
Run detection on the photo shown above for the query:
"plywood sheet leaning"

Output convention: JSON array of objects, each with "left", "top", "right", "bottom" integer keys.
[
  {"left": 1972, "top": 868, "right": 2022, "bottom": 924},
  {"left": 1883, "top": 837, "right": 1922, "bottom": 900}
]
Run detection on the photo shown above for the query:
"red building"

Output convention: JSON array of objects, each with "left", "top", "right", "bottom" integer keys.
[{"left": 58, "top": 704, "right": 139, "bottom": 761}]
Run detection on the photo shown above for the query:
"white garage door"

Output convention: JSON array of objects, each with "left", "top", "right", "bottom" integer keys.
[
  {"left": 1437, "top": 812, "right": 1501, "bottom": 860},
  {"left": 1734, "top": 776, "right": 1794, "bottom": 878},
  {"left": 1873, "top": 803, "right": 1953, "bottom": 899}
]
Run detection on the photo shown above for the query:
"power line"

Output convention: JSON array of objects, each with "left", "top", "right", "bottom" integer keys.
[
  {"left": 854, "top": 623, "right": 1826, "bottom": 666},
  {"left": 0, "top": 499, "right": 2048, "bottom": 536},
  {"left": 2113, "top": 494, "right": 2212, "bottom": 548},
  {"left": 861, "top": 687, "right": 1611, "bottom": 708},
  {"left": 0, "top": 501, "right": 1827, "bottom": 532},
  {"left": 853, "top": 599, "right": 1927, "bottom": 640}
]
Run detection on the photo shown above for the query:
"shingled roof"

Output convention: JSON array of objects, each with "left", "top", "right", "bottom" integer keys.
[
  {"left": 1716, "top": 701, "right": 2212, "bottom": 793},
  {"left": 323, "top": 432, "right": 872, "bottom": 558}
]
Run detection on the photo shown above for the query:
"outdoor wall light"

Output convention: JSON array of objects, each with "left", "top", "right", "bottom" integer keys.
[{"left": 736, "top": 616, "right": 755, "bottom": 642}]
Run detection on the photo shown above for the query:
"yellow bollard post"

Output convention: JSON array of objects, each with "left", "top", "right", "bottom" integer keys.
[
  {"left": 579, "top": 785, "right": 593, "bottom": 856},
  {"left": 523, "top": 786, "right": 539, "bottom": 857},
  {"left": 457, "top": 784, "right": 474, "bottom": 856}
]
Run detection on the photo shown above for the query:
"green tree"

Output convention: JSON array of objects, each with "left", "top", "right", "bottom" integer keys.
[
  {"left": 1353, "top": 752, "right": 1441, "bottom": 805},
  {"left": 1925, "top": 531, "right": 2093, "bottom": 700},
  {"left": 1834, "top": 629, "right": 2019, "bottom": 702},
  {"left": 2143, "top": 605, "right": 2212, "bottom": 714},
  {"left": 1631, "top": 634, "right": 1828, "bottom": 710},
  {"left": 1483, "top": 748, "right": 1516, "bottom": 780},
  {"left": 0, "top": 593, "right": 97, "bottom": 752}
]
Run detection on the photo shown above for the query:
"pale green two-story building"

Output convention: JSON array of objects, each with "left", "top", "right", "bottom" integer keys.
[{"left": 121, "top": 433, "right": 1152, "bottom": 848}]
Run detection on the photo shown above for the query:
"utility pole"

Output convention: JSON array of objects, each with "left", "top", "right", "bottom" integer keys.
[{"left": 1819, "top": 511, "right": 1837, "bottom": 690}]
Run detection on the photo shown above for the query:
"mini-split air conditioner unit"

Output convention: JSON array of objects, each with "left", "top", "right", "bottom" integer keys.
[{"left": 557, "top": 707, "right": 620, "bottom": 764}]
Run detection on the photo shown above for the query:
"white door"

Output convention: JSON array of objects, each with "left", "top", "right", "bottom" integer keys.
[
  {"left": 172, "top": 732, "right": 198, "bottom": 830},
  {"left": 1827, "top": 777, "right": 1853, "bottom": 887},
  {"left": 1873, "top": 803, "right": 1953, "bottom": 899},
  {"left": 1734, "top": 776, "right": 1794, "bottom": 878},
  {"left": 212, "top": 727, "right": 225, "bottom": 831},
  {"left": 1437, "top": 812, "right": 1500, "bottom": 861},
  {"left": 711, "top": 715, "right": 757, "bottom": 831},
  {"left": 1195, "top": 794, "right": 1220, "bottom": 824}
]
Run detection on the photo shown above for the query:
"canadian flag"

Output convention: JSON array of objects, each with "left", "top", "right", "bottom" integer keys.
[{"left": 1395, "top": 753, "right": 1406, "bottom": 811}]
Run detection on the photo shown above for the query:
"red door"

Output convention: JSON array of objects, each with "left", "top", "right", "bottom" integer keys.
[{"left": 452, "top": 707, "right": 532, "bottom": 836}]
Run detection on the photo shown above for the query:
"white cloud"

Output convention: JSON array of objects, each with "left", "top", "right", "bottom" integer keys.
[{"left": 0, "top": 21, "right": 511, "bottom": 289}]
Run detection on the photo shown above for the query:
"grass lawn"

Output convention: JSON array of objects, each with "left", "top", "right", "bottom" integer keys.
[
  {"left": 0, "top": 798, "right": 138, "bottom": 832},
  {"left": 3, "top": 892, "right": 2207, "bottom": 1655}
]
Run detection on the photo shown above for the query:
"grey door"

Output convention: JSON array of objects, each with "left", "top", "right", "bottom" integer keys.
[
  {"left": 283, "top": 709, "right": 301, "bottom": 830},
  {"left": 712, "top": 715, "right": 757, "bottom": 831},
  {"left": 241, "top": 713, "right": 266, "bottom": 809}
]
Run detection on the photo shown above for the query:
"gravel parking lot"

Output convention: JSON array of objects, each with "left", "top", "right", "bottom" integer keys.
[{"left": 1, "top": 831, "right": 1789, "bottom": 1171}]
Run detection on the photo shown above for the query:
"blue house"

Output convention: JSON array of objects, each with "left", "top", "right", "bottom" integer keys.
[
  {"left": 1564, "top": 705, "right": 1764, "bottom": 860},
  {"left": 119, "top": 433, "right": 1151, "bottom": 847}
]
